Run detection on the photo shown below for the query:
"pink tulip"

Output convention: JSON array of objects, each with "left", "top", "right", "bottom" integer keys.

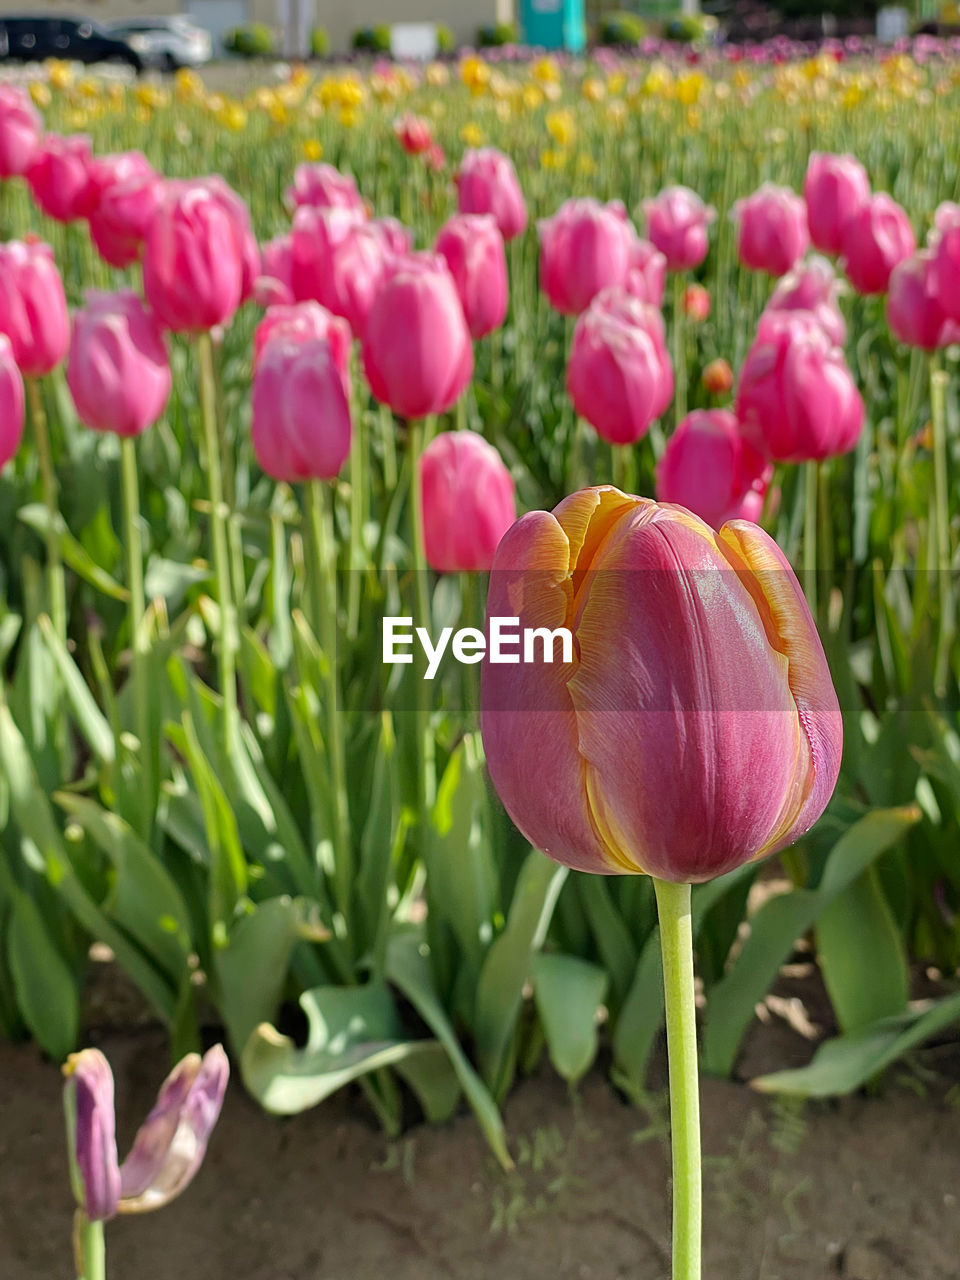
[
  {"left": 143, "top": 183, "right": 247, "bottom": 332},
  {"left": 566, "top": 287, "right": 673, "bottom": 445},
  {"left": 199, "top": 176, "right": 260, "bottom": 303},
  {"left": 420, "top": 431, "right": 516, "bottom": 572},
  {"left": 764, "top": 255, "right": 847, "bottom": 347},
  {"left": 370, "top": 216, "right": 413, "bottom": 257},
  {"left": 656, "top": 409, "right": 772, "bottom": 528},
  {"left": 733, "top": 183, "right": 809, "bottom": 278},
  {"left": 480, "top": 486, "right": 842, "bottom": 882},
  {"left": 735, "top": 311, "right": 863, "bottom": 462},
  {"left": 290, "top": 205, "right": 388, "bottom": 336},
  {"left": 538, "top": 198, "right": 636, "bottom": 315},
  {"left": 841, "top": 194, "right": 915, "bottom": 296},
  {"left": 255, "top": 234, "right": 295, "bottom": 306},
  {"left": 251, "top": 336, "right": 351, "bottom": 483},
  {"left": 626, "top": 239, "right": 667, "bottom": 307},
  {"left": 643, "top": 186, "right": 715, "bottom": 272},
  {"left": 362, "top": 253, "right": 474, "bottom": 418},
  {"left": 87, "top": 152, "right": 162, "bottom": 269},
  {"left": 930, "top": 202, "right": 960, "bottom": 322},
  {"left": 435, "top": 213, "right": 508, "bottom": 339},
  {"left": 0, "top": 239, "right": 70, "bottom": 377},
  {"left": 803, "top": 152, "right": 871, "bottom": 255},
  {"left": 395, "top": 113, "right": 433, "bottom": 155},
  {"left": 0, "top": 336, "right": 25, "bottom": 469},
  {"left": 26, "top": 133, "right": 97, "bottom": 223},
  {"left": 886, "top": 252, "right": 959, "bottom": 351},
  {"left": 67, "top": 292, "right": 171, "bottom": 437},
  {"left": 456, "top": 147, "right": 528, "bottom": 241},
  {"left": 682, "top": 283, "right": 711, "bottom": 322},
  {"left": 253, "top": 300, "right": 351, "bottom": 378},
  {"left": 285, "top": 162, "right": 367, "bottom": 216},
  {"left": 0, "top": 85, "right": 42, "bottom": 178}
]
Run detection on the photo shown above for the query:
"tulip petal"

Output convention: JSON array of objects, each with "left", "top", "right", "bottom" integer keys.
[{"left": 64, "top": 1049, "right": 122, "bottom": 1222}]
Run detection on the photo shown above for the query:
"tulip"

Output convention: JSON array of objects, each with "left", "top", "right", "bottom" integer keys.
[
  {"left": 656, "top": 409, "right": 772, "bottom": 528},
  {"left": 199, "top": 175, "right": 260, "bottom": 303},
  {"left": 291, "top": 205, "right": 387, "bottom": 337},
  {"left": 733, "top": 183, "right": 809, "bottom": 278},
  {"left": 929, "top": 202, "right": 960, "bottom": 322},
  {"left": 643, "top": 186, "right": 715, "bottom": 272},
  {"left": 420, "top": 430, "right": 516, "bottom": 572},
  {"left": 435, "top": 213, "right": 508, "bottom": 339},
  {"left": 252, "top": 336, "right": 352, "bottom": 483},
  {"left": 255, "top": 233, "right": 295, "bottom": 306},
  {"left": 67, "top": 292, "right": 171, "bottom": 437},
  {"left": 362, "top": 253, "right": 473, "bottom": 419},
  {"left": 702, "top": 357, "right": 734, "bottom": 395},
  {"left": 566, "top": 288, "right": 673, "bottom": 444},
  {"left": 87, "top": 152, "right": 162, "bottom": 269},
  {"left": 626, "top": 239, "right": 667, "bottom": 307},
  {"left": 425, "top": 143, "right": 446, "bottom": 173},
  {"left": 538, "top": 198, "right": 636, "bottom": 315},
  {"left": 25, "top": 133, "right": 97, "bottom": 223},
  {"left": 395, "top": 113, "right": 433, "bottom": 155},
  {"left": 735, "top": 311, "right": 864, "bottom": 462},
  {"left": 64, "top": 1045, "right": 229, "bottom": 1222},
  {"left": 764, "top": 255, "right": 847, "bottom": 347},
  {"left": 0, "top": 335, "right": 25, "bottom": 469},
  {"left": 285, "top": 161, "right": 366, "bottom": 216},
  {"left": 0, "top": 84, "right": 42, "bottom": 178},
  {"left": 841, "top": 193, "right": 916, "bottom": 296},
  {"left": 803, "top": 152, "right": 871, "bottom": 255},
  {"left": 886, "top": 252, "right": 959, "bottom": 351},
  {"left": 142, "top": 182, "right": 247, "bottom": 332},
  {"left": 682, "top": 283, "right": 710, "bottom": 322},
  {"left": 253, "top": 300, "right": 351, "bottom": 378},
  {"left": 480, "top": 485, "right": 842, "bottom": 882},
  {"left": 455, "top": 146, "right": 528, "bottom": 241},
  {"left": 0, "top": 239, "right": 70, "bottom": 377},
  {"left": 370, "top": 216, "right": 413, "bottom": 257}
]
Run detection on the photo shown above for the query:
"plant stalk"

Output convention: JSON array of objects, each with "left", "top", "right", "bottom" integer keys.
[
  {"left": 803, "top": 459, "right": 818, "bottom": 618},
  {"left": 673, "top": 273, "right": 687, "bottom": 424},
  {"left": 26, "top": 377, "right": 66, "bottom": 645},
  {"left": 408, "top": 419, "right": 436, "bottom": 816},
  {"left": 931, "top": 362, "right": 954, "bottom": 695},
  {"left": 120, "top": 436, "right": 153, "bottom": 838},
  {"left": 73, "top": 1212, "right": 106, "bottom": 1280}
]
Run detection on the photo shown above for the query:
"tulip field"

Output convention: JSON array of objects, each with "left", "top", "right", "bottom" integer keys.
[{"left": 2, "top": 38, "right": 960, "bottom": 1280}]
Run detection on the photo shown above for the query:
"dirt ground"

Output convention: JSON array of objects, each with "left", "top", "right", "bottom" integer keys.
[{"left": 2, "top": 988, "right": 959, "bottom": 1280}]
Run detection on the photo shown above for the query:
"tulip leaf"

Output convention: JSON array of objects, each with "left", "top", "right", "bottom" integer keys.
[
  {"left": 532, "top": 953, "right": 608, "bottom": 1085},
  {"left": 18, "top": 503, "right": 129, "bottom": 601},
  {"left": 576, "top": 876, "right": 638, "bottom": 1011},
  {"left": 6, "top": 887, "right": 79, "bottom": 1061},
  {"left": 610, "top": 930, "right": 664, "bottom": 1101},
  {"left": 38, "top": 617, "right": 115, "bottom": 766},
  {"left": 356, "top": 712, "right": 401, "bottom": 976},
  {"left": 393, "top": 1042, "right": 462, "bottom": 1124}
]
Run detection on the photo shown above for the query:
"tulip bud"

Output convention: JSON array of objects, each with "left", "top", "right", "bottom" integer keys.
[
  {"left": 841, "top": 193, "right": 915, "bottom": 296},
  {"left": 87, "top": 152, "right": 162, "bottom": 270},
  {"left": 643, "top": 185, "right": 715, "bottom": 272},
  {"left": 887, "top": 252, "right": 960, "bottom": 351},
  {"left": 0, "top": 84, "right": 42, "bottom": 179},
  {"left": 435, "top": 213, "right": 508, "bottom": 339},
  {"left": 480, "top": 486, "right": 842, "bottom": 883},
  {"left": 538, "top": 197, "right": 636, "bottom": 315},
  {"left": 67, "top": 292, "right": 171, "bottom": 437},
  {"left": 64, "top": 1049, "right": 122, "bottom": 1222},
  {"left": 702, "top": 357, "right": 734, "bottom": 395},
  {"left": 253, "top": 300, "right": 351, "bottom": 378},
  {"left": 285, "top": 161, "right": 366, "bottom": 216},
  {"left": 362, "top": 253, "right": 474, "bottom": 418},
  {"left": 0, "top": 335, "right": 25, "bottom": 469},
  {"left": 803, "top": 152, "right": 871, "bottom": 255},
  {"left": 456, "top": 146, "right": 528, "bottom": 241},
  {"left": 930, "top": 202, "right": 960, "bottom": 323},
  {"left": 625, "top": 239, "right": 667, "bottom": 307},
  {"left": 291, "top": 205, "right": 387, "bottom": 338},
  {"left": 395, "top": 113, "right": 433, "bottom": 155},
  {"left": 0, "top": 239, "right": 70, "bottom": 377},
  {"left": 656, "top": 409, "right": 771, "bottom": 528},
  {"left": 763, "top": 255, "right": 847, "bottom": 347},
  {"left": 26, "top": 134, "right": 98, "bottom": 223},
  {"left": 733, "top": 183, "right": 809, "bottom": 278},
  {"left": 682, "top": 283, "right": 711, "bottom": 322},
  {"left": 252, "top": 336, "right": 352, "bottom": 483},
  {"left": 420, "top": 431, "right": 516, "bottom": 572}
]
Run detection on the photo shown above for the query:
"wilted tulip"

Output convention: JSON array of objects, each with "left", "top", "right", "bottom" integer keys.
[
  {"left": 64, "top": 1045, "right": 229, "bottom": 1221},
  {"left": 735, "top": 311, "right": 863, "bottom": 461},
  {"left": 252, "top": 336, "right": 352, "bottom": 482},
  {"left": 702, "top": 357, "right": 734, "bottom": 395},
  {"left": 362, "top": 253, "right": 473, "bottom": 419},
  {"left": 87, "top": 152, "right": 162, "bottom": 269},
  {"left": 255, "top": 233, "right": 296, "bottom": 306},
  {"left": 26, "top": 133, "right": 97, "bottom": 223},
  {"left": 0, "top": 336, "right": 25, "bottom": 468},
  {"left": 643, "top": 186, "right": 715, "bottom": 272},
  {"left": 253, "top": 300, "right": 351, "bottom": 377},
  {"left": 67, "top": 292, "right": 171, "bottom": 437},
  {"left": 480, "top": 486, "right": 842, "bottom": 882},
  {"left": 764, "top": 255, "right": 847, "bottom": 347},
  {"left": 930, "top": 202, "right": 960, "bottom": 322},
  {"left": 887, "top": 252, "right": 959, "bottom": 351},
  {"left": 656, "top": 409, "right": 771, "bottom": 528},
  {"left": 841, "top": 193, "right": 916, "bottom": 296},
  {"left": 285, "top": 161, "right": 366, "bottom": 216},
  {"left": 395, "top": 113, "right": 433, "bottom": 155},
  {"left": 803, "top": 152, "right": 870, "bottom": 255},
  {"left": 420, "top": 430, "right": 516, "bottom": 572},
  {"left": 0, "top": 239, "right": 70, "bottom": 377},
  {"left": 733, "top": 183, "right": 809, "bottom": 278},
  {"left": 0, "top": 84, "right": 42, "bottom": 178},
  {"left": 435, "top": 213, "right": 508, "bottom": 339},
  {"left": 682, "top": 283, "right": 711, "bottom": 322},
  {"left": 625, "top": 239, "right": 667, "bottom": 307},
  {"left": 456, "top": 146, "right": 528, "bottom": 241},
  {"left": 538, "top": 197, "right": 636, "bottom": 315},
  {"left": 566, "top": 288, "right": 673, "bottom": 444}
]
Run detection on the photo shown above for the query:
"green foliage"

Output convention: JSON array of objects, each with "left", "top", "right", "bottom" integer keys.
[
  {"left": 352, "top": 24, "right": 391, "bottom": 53},
  {"left": 223, "top": 22, "right": 275, "bottom": 57},
  {"left": 598, "top": 11, "right": 647, "bottom": 44},
  {"left": 309, "top": 27, "right": 330, "bottom": 58},
  {"left": 476, "top": 21, "right": 519, "bottom": 46},
  {"left": 435, "top": 23, "right": 456, "bottom": 53},
  {"left": 664, "top": 12, "right": 716, "bottom": 41}
]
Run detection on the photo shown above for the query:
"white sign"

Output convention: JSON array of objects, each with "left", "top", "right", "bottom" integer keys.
[
  {"left": 876, "top": 6, "right": 909, "bottom": 40},
  {"left": 390, "top": 22, "right": 438, "bottom": 60}
]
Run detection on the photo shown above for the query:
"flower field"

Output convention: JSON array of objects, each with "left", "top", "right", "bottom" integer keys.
[{"left": 1, "top": 40, "right": 960, "bottom": 1278}]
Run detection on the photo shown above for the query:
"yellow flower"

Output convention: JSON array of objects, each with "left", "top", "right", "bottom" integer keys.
[
  {"left": 268, "top": 99, "right": 288, "bottom": 125},
  {"left": 340, "top": 104, "right": 360, "bottom": 128},
  {"left": 643, "top": 64, "right": 674, "bottom": 96},
  {"left": 77, "top": 77, "right": 100, "bottom": 99},
  {"left": 46, "top": 59, "right": 74, "bottom": 90},
  {"left": 546, "top": 107, "right": 576, "bottom": 146},
  {"left": 460, "top": 55, "right": 491, "bottom": 94},
  {"left": 582, "top": 76, "right": 606, "bottom": 102},
  {"left": 540, "top": 147, "right": 567, "bottom": 170},
  {"left": 426, "top": 62, "right": 450, "bottom": 87},
  {"left": 65, "top": 109, "right": 89, "bottom": 129},
  {"left": 605, "top": 100, "right": 627, "bottom": 128},
  {"left": 219, "top": 102, "right": 248, "bottom": 132},
  {"left": 677, "top": 72, "right": 705, "bottom": 105},
  {"left": 303, "top": 138, "right": 323, "bottom": 160},
  {"left": 531, "top": 56, "right": 560, "bottom": 83},
  {"left": 522, "top": 84, "right": 544, "bottom": 111},
  {"left": 460, "top": 122, "right": 485, "bottom": 146},
  {"left": 732, "top": 68, "right": 751, "bottom": 90},
  {"left": 607, "top": 72, "right": 626, "bottom": 96},
  {"left": 175, "top": 68, "right": 204, "bottom": 100}
]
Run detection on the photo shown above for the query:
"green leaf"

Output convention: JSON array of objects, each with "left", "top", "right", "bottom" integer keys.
[
  {"left": 610, "top": 931, "right": 664, "bottom": 1101},
  {"left": 356, "top": 712, "right": 400, "bottom": 975},
  {"left": 576, "top": 876, "right": 638, "bottom": 1011},
  {"left": 394, "top": 1042, "right": 462, "bottom": 1124},
  {"left": 6, "top": 888, "right": 79, "bottom": 1060},
  {"left": 532, "top": 953, "right": 608, "bottom": 1085},
  {"left": 38, "top": 617, "right": 114, "bottom": 765},
  {"left": 18, "top": 503, "right": 129, "bottom": 601}
]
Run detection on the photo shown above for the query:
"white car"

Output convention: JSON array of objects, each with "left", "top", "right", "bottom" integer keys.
[{"left": 105, "top": 16, "right": 212, "bottom": 69}]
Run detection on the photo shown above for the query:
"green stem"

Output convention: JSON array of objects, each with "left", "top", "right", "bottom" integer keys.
[
  {"left": 26, "top": 377, "right": 66, "bottom": 645},
  {"left": 931, "top": 361, "right": 954, "bottom": 695},
  {"left": 653, "top": 878, "right": 702, "bottom": 1280},
  {"left": 196, "top": 332, "right": 238, "bottom": 742},
  {"left": 346, "top": 410, "right": 365, "bottom": 642},
  {"left": 73, "top": 1212, "right": 106, "bottom": 1280},
  {"left": 380, "top": 404, "right": 398, "bottom": 492},
  {"left": 612, "top": 442, "right": 634, "bottom": 495},
  {"left": 803, "top": 459, "right": 818, "bottom": 618},
  {"left": 409, "top": 419, "right": 436, "bottom": 816},
  {"left": 121, "top": 437, "right": 153, "bottom": 838},
  {"left": 460, "top": 570, "right": 478, "bottom": 726},
  {"left": 306, "top": 479, "right": 351, "bottom": 920},
  {"left": 212, "top": 338, "right": 247, "bottom": 630},
  {"left": 673, "top": 274, "right": 687, "bottom": 424}
]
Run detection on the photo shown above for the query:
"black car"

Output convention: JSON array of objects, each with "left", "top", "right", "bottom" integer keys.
[{"left": 0, "top": 15, "right": 143, "bottom": 69}]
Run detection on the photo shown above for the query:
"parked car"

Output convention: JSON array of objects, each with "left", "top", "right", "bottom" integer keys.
[
  {"left": 0, "top": 15, "right": 143, "bottom": 69},
  {"left": 105, "top": 16, "right": 213, "bottom": 70}
]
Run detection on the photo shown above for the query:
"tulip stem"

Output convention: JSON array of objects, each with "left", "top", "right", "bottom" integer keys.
[
  {"left": 346, "top": 409, "right": 365, "bottom": 642},
  {"left": 196, "top": 332, "right": 239, "bottom": 744},
  {"left": 930, "top": 361, "right": 954, "bottom": 696},
  {"left": 803, "top": 460, "right": 818, "bottom": 618},
  {"left": 408, "top": 419, "right": 436, "bottom": 820},
  {"left": 672, "top": 274, "right": 687, "bottom": 424},
  {"left": 73, "top": 1211, "right": 106, "bottom": 1280},
  {"left": 212, "top": 337, "right": 247, "bottom": 627},
  {"left": 26, "top": 377, "right": 66, "bottom": 646},
  {"left": 120, "top": 436, "right": 154, "bottom": 840},
  {"left": 653, "top": 877, "right": 701, "bottom": 1280},
  {"left": 612, "top": 443, "right": 635, "bottom": 495}
]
